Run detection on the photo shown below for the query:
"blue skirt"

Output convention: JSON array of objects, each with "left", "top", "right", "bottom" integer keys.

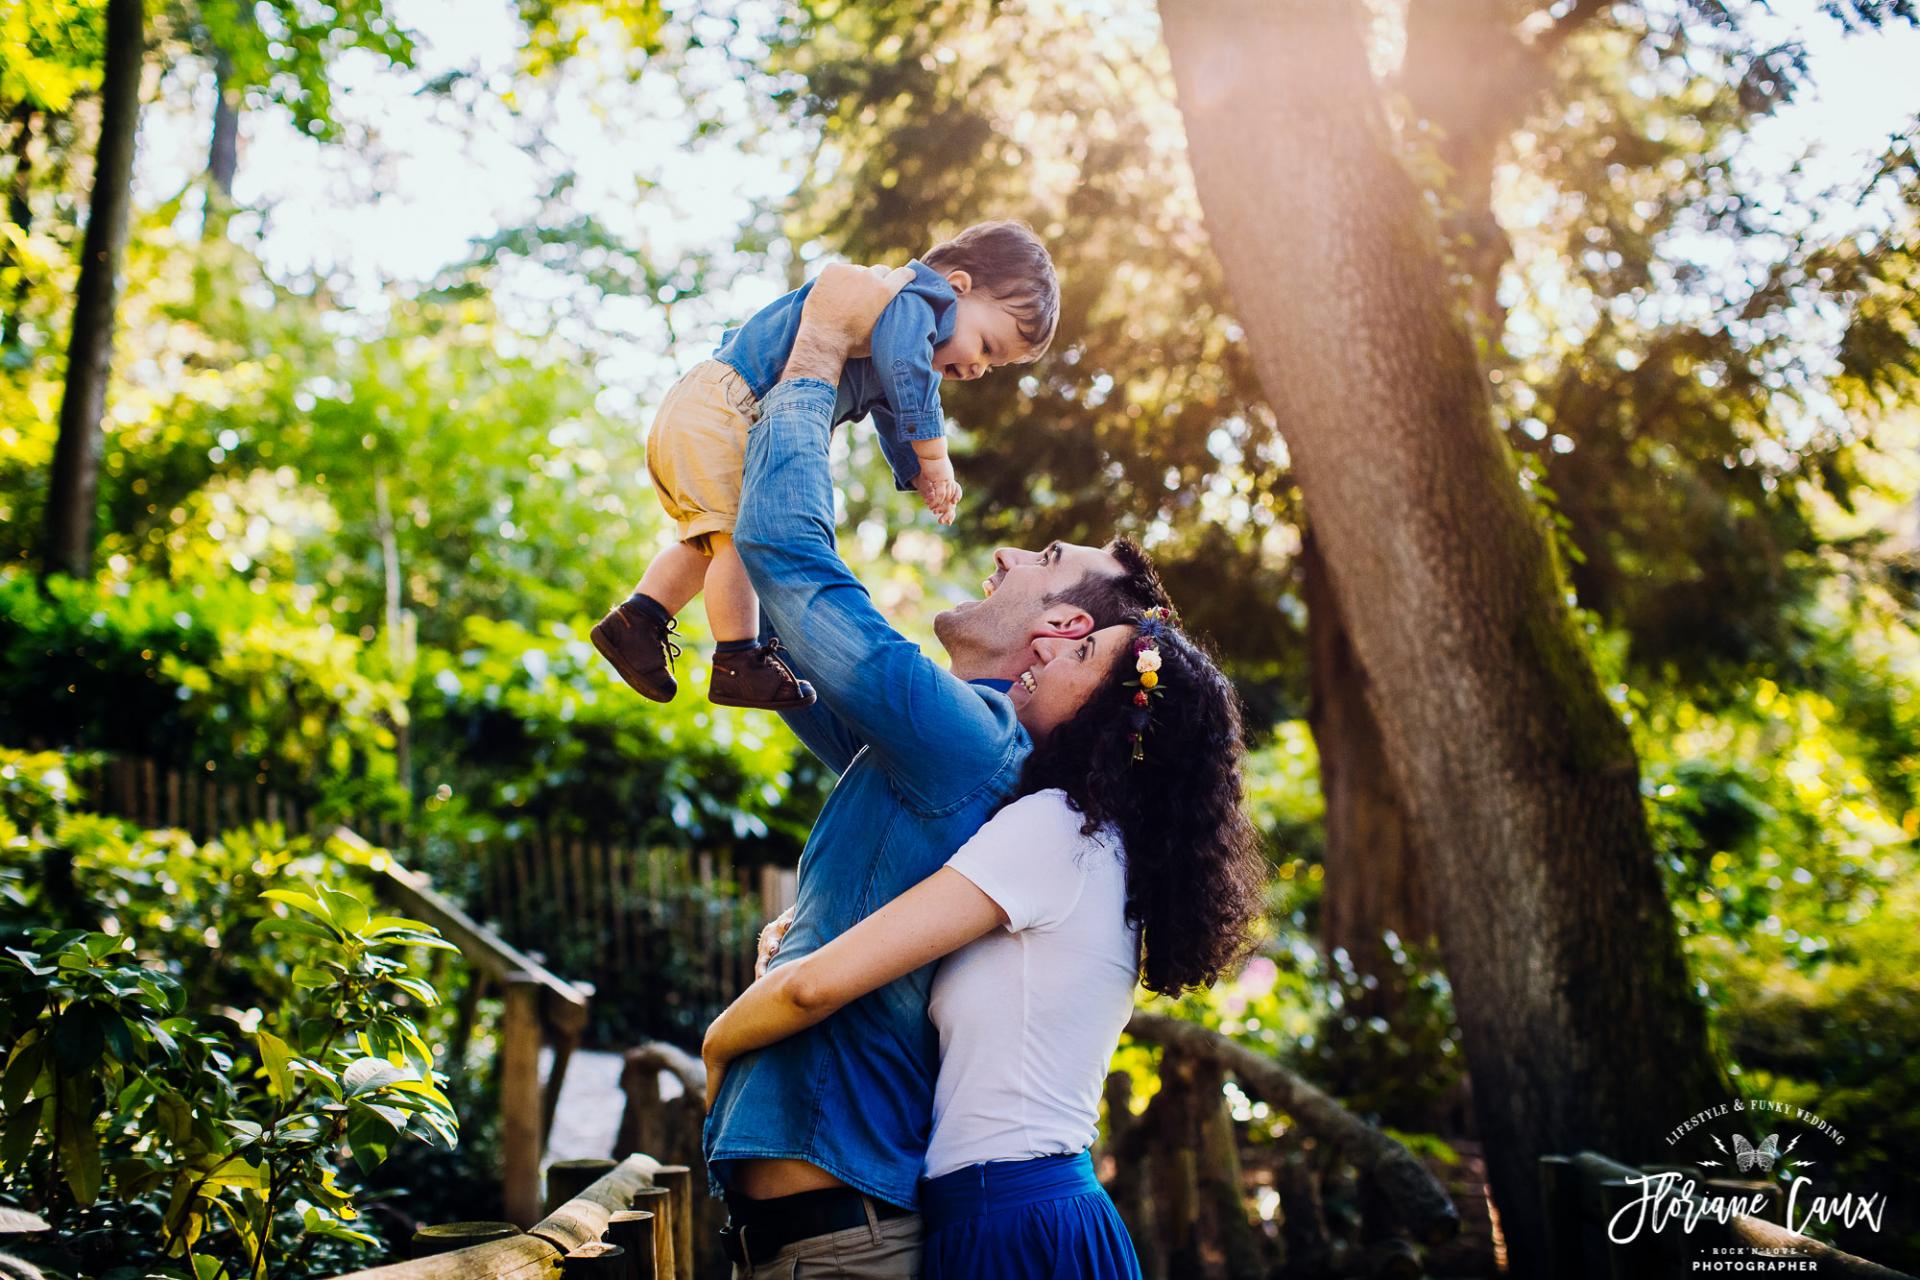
[{"left": 919, "top": 1150, "right": 1144, "bottom": 1280}]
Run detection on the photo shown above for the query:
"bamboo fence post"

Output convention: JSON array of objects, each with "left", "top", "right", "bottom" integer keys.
[
  {"left": 608, "top": 1209, "right": 658, "bottom": 1280},
  {"left": 652, "top": 1164, "right": 694, "bottom": 1280},
  {"left": 569, "top": 838, "right": 590, "bottom": 951},
  {"left": 561, "top": 1242, "right": 626, "bottom": 1278},
  {"left": 546, "top": 1159, "right": 619, "bottom": 1216},
  {"left": 140, "top": 758, "right": 158, "bottom": 825},
  {"left": 628, "top": 1187, "right": 674, "bottom": 1280},
  {"left": 500, "top": 974, "right": 544, "bottom": 1226},
  {"left": 165, "top": 767, "right": 181, "bottom": 829}
]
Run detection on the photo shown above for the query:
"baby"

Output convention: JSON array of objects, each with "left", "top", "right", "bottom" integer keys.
[{"left": 592, "top": 220, "right": 1060, "bottom": 710}]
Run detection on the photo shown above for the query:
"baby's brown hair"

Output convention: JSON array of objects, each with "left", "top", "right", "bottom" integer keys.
[{"left": 923, "top": 220, "right": 1060, "bottom": 358}]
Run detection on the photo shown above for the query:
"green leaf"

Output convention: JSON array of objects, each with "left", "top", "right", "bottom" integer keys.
[
  {"left": 365, "top": 915, "right": 434, "bottom": 935},
  {"left": 0, "top": 1205, "right": 51, "bottom": 1234},
  {"left": 261, "top": 889, "right": 330, "bottom": 921},
  {"left": 154, "top": 1092, "right": 192, "bottom": 1144},
  {"left": 317, "top": 883, "right": 370, "bottom": 933},
  {"left": 254, "top": 1030, "right": 294, "bottom": 1100},
  {"left": 1, "top": 1096, "right": 44, "bottom": 1167},
  {"left": 52, "top": 1002, "right": 114, "bottom": 1072},
  {"left": 344, "top": 1110, "right": 393, "bottom": 1174},
  {"left": 291, "top": 964, "right": 338, "bottom": 989},
  {"left": 57, "top": 1110, "right": 101, "bottom": 1203},
  {"left": 341, "top": 1058, "right": 404, "bottom": 1095},
  {"left": 4, "top": 947, "right": 56, "bottom": 977},
  {"left": 2, "top": 1037, "right": 44, "bottom": 1109},
  {"left": 367, "top": 929, "right": 459, "bottom": 952},
  {"left": 250, "top": 915, "right": 336, "bottom": 943},
  {"left": 143, "top": 1017, "right": 181, "bottom": 1061},
  {"left": 205, "top": 1155, "right": 269, "bottom": 1190},
  {"left": 384, "top": 975, "right": 440, "bottom": 1006},
  {"left": 102, "top": 1015, "right": 136, "bottom": 1064}
]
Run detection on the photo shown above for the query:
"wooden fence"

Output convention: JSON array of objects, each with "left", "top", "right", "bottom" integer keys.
[
  {"left": 75, "top": 757, "right": 795, "bottom": 1044},
  {"left": 332, "top": 1153, "right": 693, "bottom": 1279}
]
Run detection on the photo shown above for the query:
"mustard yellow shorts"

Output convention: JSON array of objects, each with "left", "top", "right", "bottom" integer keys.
[{"left": 645, "top": 358, "right": 760, "bottom": 548}]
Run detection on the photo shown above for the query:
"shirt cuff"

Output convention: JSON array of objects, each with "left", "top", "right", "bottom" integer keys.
[{"left": 893, "top": 411, "right": 946, "bottom": 442}]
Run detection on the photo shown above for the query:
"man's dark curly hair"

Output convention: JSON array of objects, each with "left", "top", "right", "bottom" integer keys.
[
  {"left": 1011, "top": 619, "right": 1266, "bottom": 996},
  {"left": 1043, "top": 537, "right": 1169, "bottom": 631}
]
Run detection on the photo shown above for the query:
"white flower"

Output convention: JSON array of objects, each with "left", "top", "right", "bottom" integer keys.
[{"left": 1136, "top": 648, "right": 1162, "bottom": 674}]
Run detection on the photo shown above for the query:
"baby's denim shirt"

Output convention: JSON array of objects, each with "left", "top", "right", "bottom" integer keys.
[{"left": 713, "top": 260, "right": 958, "bottom": 491}]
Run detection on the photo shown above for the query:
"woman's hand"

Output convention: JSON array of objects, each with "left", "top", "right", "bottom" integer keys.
[{"left": 756, "top": 905, "right": 796, "bottom": 980}]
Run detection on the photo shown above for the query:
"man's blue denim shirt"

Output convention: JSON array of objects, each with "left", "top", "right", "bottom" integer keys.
[
  {"left": 703, "top": 377, "right": 1031, "bottom": 1211},
  {"left": 712, "top": 260, "right": 958, "bottom": 493}
]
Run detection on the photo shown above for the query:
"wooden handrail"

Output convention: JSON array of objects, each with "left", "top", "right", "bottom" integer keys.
[
  {"left": 326, "top": 826, "right": 591, "bottom": 1226},
  {"left": 332, "top": 1154, "right": 665, "bottom": 1279},
  {"left": 328, "top": 827, "right": 590, "bottom": 1035},
  {"left": 1125, "top": 1010, "right": 1461, "bottom": 1246}
]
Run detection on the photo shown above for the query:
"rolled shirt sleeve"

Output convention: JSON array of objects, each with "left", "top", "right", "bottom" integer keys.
[{"left": 734, "top": 377, "right": 1025, "bottom": 814}]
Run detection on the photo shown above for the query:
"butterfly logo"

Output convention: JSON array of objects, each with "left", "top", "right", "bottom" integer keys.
[
  {"left": 1702, "top": 1128, "right": 1809, "bottom": 1174},
  {"left": 1734, "top": 1133, "right": 1781, "bottom": 1173}
]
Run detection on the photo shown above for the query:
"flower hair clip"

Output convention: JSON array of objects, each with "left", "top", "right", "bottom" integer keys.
[{"left": 1125, "top": 607, "right": 1177, "bottom": 761}]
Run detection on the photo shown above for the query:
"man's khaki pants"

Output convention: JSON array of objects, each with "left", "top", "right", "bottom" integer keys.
[{"left": 729, "top": 1202, "right": 922, "bottom": 1279}]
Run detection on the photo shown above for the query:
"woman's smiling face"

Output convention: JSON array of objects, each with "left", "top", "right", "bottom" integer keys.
[
  {"left": 1008, "top": 623, "right": 1136, "bottom": 739},
  {"left": 931, "top": 274, "right": 1034, "bottom": 382}
]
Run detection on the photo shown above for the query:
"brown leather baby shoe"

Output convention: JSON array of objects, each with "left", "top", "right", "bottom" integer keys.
[
  {"left": 590, "top": 600, "right": 681, "bottom": 702},
  {"left": 709, "top": 639, "right": 818, "bottom": 711}
]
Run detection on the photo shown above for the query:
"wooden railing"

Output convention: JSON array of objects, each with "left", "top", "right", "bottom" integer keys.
[
  {"left": 329, "top": 828, "right": 591, "bottom": 1227},
  {"left": 77, "top": 756, "right": 795, "bottom": 1044},
  {"left": 1118, "top": 1012, "right": 1461, "bottom": 1280},
  {"left": 1540, "top": 1151, "right": 1916, "bottom": 1280},
  {"left": 333, "top": 1154, "right": 694, "bottom": 1279}
]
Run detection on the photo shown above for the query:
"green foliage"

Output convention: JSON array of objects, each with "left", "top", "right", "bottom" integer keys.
[
  {"left": 0, "top": 0, "right": 105, "bottom": 113},
  {"left": 0, "top": 571, "right": 406, "bottom": 819},
  {"left": 194, "top": 0, "right": 416, "bottom": 143},
  {"left": 412, "top": 613, "right": 820, "bottom": 854},
  {"left": 0, "top": 749, "right": 460, "bottom": 1279}
]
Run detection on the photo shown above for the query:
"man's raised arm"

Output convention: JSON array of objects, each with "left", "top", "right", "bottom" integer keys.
[{"left": 733, "top": 266, "right": 1023, "bottom": 813}]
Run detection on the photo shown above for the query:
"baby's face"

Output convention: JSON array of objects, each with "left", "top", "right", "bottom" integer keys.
[{"left": 931, "top": 287, "right": 1034, "bottom": 382}]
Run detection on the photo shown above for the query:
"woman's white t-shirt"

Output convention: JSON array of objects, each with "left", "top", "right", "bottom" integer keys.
[{"left": 922, "top": 788, "right": 1141, "bottom": 1181}]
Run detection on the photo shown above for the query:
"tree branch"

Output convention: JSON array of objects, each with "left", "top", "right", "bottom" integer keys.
[{"left": 1125, "top": 1011, "right": 1460, "bottom": 1245}]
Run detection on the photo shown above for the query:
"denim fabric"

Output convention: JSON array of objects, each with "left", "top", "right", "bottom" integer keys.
[
  {"left": 713, "top": 261, "right": 958, "bottom": 492},
  {"left": 705, "top": 377, "right": 1031, "bottom": 1211}
]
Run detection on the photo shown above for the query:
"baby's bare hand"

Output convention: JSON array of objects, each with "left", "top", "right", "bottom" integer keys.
[{"left": 927, "top": 480, "right": 962, "bottom": 525}]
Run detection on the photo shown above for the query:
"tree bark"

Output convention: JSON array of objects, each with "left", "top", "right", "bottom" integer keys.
[
  {"left": 208, "top": 48, "right": 240, "bottom": 199},
  {"left": 3, "top": 104, "right": 36, "bottom": 350},
  {"left": 1306, "top": 0, "right": 1606, "bottom": 1033},
  {"left": 44, "top": 0, "right": 144, "bottom": 581},
  {"left": 1303, "top": 527, "right": 1433, "bottom": 979},
  {"left": 1156, "top": 2, "right": 1727, "bottom": 1272}
]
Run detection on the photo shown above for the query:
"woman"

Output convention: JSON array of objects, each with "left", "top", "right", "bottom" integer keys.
[{"left": 702, "top": 607, "right": 1266, "bottom": 1278}]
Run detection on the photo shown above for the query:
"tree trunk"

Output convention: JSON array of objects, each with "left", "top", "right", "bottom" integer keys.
[
  {"left": 44, "top": 0, "right": 144, "bottom": 581},
  {"left": 1157, "top": 3, "right": 1727, "bottom": 1272},
  {"left": 206, "top": 2, "right": 253, "bottom": 234},
  {"left": 4, "top": 104, "right": 36, "bottom": 350},
  {"left": 208, "top": 49, "right": 239, "bottom": 198},
  {"left": 1303, "top": 527, "right": 1433, "bottom": 978}
]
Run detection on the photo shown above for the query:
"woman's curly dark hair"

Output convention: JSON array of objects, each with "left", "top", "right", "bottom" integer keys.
[{"left": 1012, "top": 619, "right": 1266, "bottom": 996}]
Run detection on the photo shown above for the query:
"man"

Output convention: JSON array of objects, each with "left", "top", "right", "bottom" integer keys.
[{"left": 701, "top": 263, "right": 1170, "bottom": 1277}]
